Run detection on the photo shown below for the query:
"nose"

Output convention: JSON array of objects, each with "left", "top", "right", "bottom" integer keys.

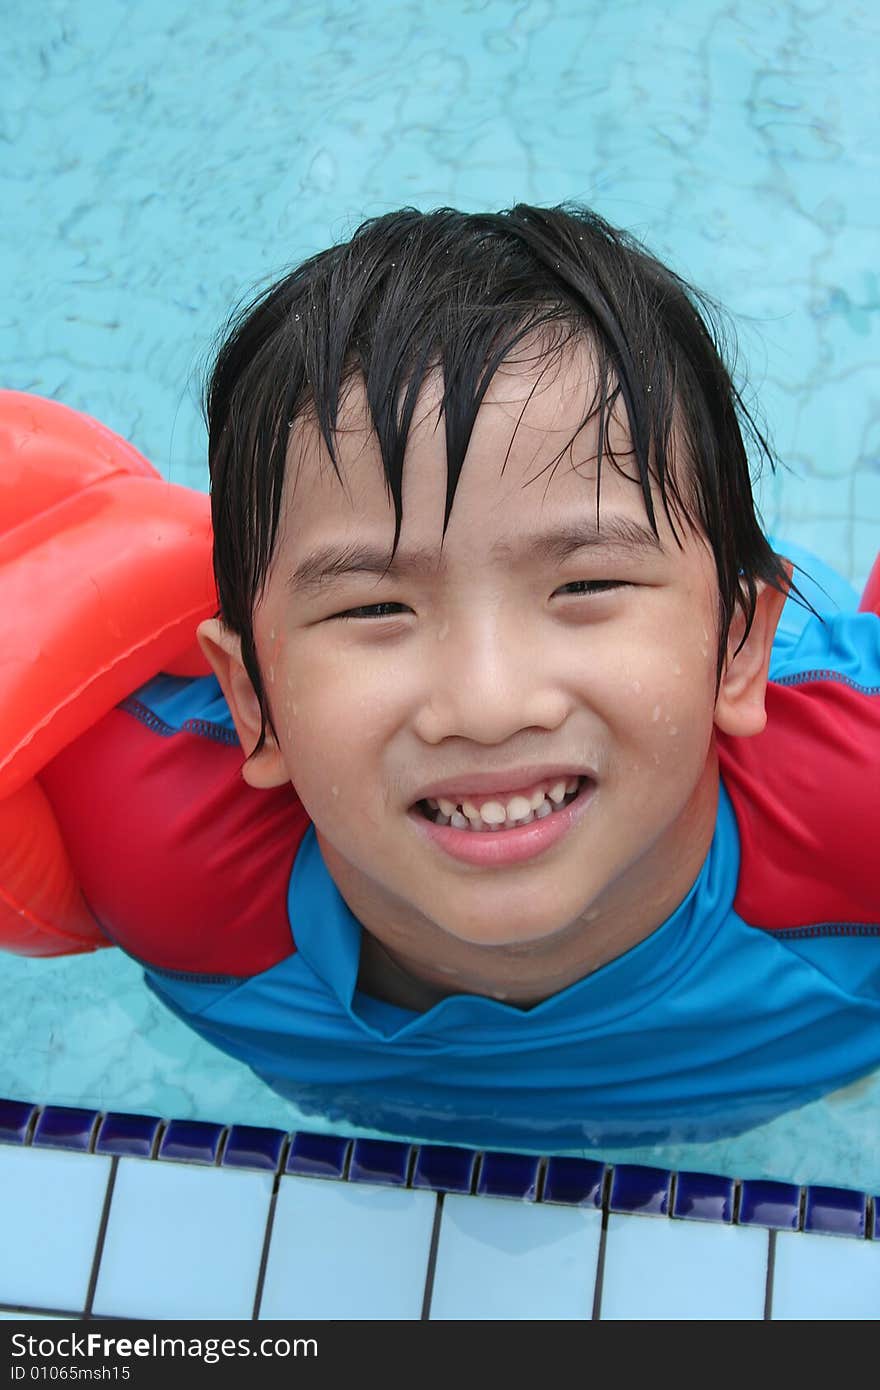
[{"left": 411, "top": 612, "right": 571, "bottom": 745}]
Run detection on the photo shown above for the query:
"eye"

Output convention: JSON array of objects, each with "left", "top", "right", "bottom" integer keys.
[
  {"left": 334, "top": 602, "right": 410, "bottom": 620},
  {"left": 556, "top": 580, "right": 629, "bottom": 597}
]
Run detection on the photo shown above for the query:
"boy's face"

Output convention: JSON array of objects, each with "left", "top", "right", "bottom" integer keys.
[{"left": 227, "top": 342, "right": 778, "bottom": 1001}]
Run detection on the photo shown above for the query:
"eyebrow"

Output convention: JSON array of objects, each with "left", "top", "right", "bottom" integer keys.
[{"left": 286, "top": 514, "right": 664, "bottom": 597}]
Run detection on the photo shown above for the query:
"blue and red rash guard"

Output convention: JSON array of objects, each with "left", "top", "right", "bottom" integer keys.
[{"left": 39, "top": 545, "right": 880, "bottom": 1151}]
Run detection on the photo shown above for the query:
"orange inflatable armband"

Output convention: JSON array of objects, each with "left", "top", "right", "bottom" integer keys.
[{"left": 0, "top": 391, "right": 217, "bottom": 955}]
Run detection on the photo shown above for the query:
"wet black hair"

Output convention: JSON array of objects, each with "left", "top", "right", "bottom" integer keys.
[{"left": 205, "top": 202, "right": 817, "bottom": 759}]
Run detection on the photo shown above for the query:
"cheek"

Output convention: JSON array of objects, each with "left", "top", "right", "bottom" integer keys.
[
  {"left": 277, "top": 677, "right": 343, "bottom": 755},
  {"left": 613, "top": 664, "right": 714, "bottom": 779},
  {"left": 276, "top": 688, "right": 373, "bottom": 834},
  {"left": 274, "top": 656, "right": 393, "bottom": 807},
  {"left": 260, "top": 626, "right": 286, "bottom": 690},
  {"left": 285, "top": 637, "right": 413, "bottom": 730}
]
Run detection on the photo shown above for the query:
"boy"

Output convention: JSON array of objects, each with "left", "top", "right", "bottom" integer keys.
[{"left": 30, "top": 205, "right": 880, "bottom": 1148}]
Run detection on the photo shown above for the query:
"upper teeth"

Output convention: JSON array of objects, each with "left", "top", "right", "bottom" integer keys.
[{"left": 428, "top": 778, "right": 580, "bottom": 826}]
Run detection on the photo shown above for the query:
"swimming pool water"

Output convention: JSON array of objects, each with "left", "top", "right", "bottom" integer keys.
[{"left": 1, "top": 0, "right": 879, "bottom": 1193}]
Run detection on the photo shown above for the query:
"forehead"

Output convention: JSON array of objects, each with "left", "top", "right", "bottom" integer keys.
[{"left": 279, "top": 338, "right": 693, "bottom": 559}]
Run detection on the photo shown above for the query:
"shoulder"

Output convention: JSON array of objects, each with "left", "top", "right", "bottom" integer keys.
[
  {"left": 39, "top": 674, "right": 312, "bottom": 977},
  {"left": 717, "top": 609, "right": 879, "bottom": 934}
]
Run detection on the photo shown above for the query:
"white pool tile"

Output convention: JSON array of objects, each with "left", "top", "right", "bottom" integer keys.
[
  {"left": 91, "top": 1157, "right": 273, "bottom": 1320},
  {"left": 600, "top": 1214, "right": 769, "bottom": 1320},
  {"left": 259, "top": 1175, "right": 436, "bottom": 1320},
  {"left": 0, "top": 1146, "right": 112, "bottom": 1313},
  {"left": 4, "top": 1134, "right": 879, "bottom": 1324},
  {"left": 429, "top": 1194, "right": 602, "bottom": 1320},
  {"left": 771, "top": 1231, "right": 880, "bottom": 1319}
]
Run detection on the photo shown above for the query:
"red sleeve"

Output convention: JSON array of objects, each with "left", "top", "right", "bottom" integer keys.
[
  {"left": 39, "top": 707, "right": 311, "bottom": 977},
  {"left": 717, "top": 675, "right": 879, "bottom": 933}
]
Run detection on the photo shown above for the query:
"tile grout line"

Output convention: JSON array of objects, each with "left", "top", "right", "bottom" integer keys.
[
  {"left": 419, "top": 1193, "right": 445, "bottom": 1321},
  {"left": 470, "top": 1152, "right": 484, "bottom": 1195},
  {"left": 763, "top": 1229, "right": 777, "bottom": 1321},
  {"left": 249, "top": 1182, "right": 281, "bottom": 1322},
  {"left": 590, "top": 1166, "right": 613, "bottom": 1320},
  {"left": 0, "top": 1302, "right": 83, "bottom": 1319},
  {"left": 250, "top": 1137, "right": 291, "bottom": 1321},
  {"left": 534, "top": 1156, "right": 549, "bottom": 1202},
  {"left": 82, "top": 1155, "right": 119, "bottom": 1319}
]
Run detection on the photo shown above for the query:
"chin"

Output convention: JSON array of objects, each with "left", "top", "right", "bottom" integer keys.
[{"left": 440, "top": 915, "right": 573, "bottom": 952}]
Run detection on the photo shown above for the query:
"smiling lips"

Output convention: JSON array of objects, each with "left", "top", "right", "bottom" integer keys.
[{"left": 411, "top": 774, "right": 595, "bottom": 866}]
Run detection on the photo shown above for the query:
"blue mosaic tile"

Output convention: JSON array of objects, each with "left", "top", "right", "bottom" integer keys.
[
  {"left": 0, "top": 1099, "right": 37, "bottom": 1145},
  {"left": 608, "top": 1164, "right": 671, "bottom": 1216},
  {"left": 95, "top": 1111, "right": 162, "bottom": 1159},
  {"left": 285, "top": 1131, "right": 351, "bottom": 1180},
  {"left": 32, "top": 1106, "right": 100, "bottom": 1153},
  {"left": 348, "top": 1138, "right": 413, "bottom": 1187},
  {"left": 542, "top": 1155, "right": 605, "bottom": 1207},
  {"left": 804, "top": 1185, "right": 867, "bottom": 1239},
  {"left": 157, "top": 1119, "right": 225, "bottom": 1165},
  {"left": 412, "top": 1143, "right": 479, "bottom": 1195},
  {"left": 476, "top": 1150, "right": 541, "bottom": 1201},
  {"left": 738, "top": 1179, "right": 801, "bottom": 1231},
  {"left": 672, "top": 1170, "right": 736, "bottom": 1224},
  {"left": 221, "top": 1124, "right": 287, "bottom": 1173}
]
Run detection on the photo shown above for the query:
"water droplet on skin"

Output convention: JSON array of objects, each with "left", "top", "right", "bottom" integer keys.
[
  {"left": 331, "top": 785, "right": 339, "bottom": 797},
  {"left": 673, "top": 664, "right": 682, "bottom": 676},
  {"left": 632, "top": 680, "right": 642, "bottom": 694},
  {"left": 653, "top": 753, "right": 661, "bottom": 765},
  {"left": 268, "top": 665, "right": 275, "bottom": 683},
  {"left": 270, "top": 628, "right": 276, "bottom": 640},
  {"left": 652, "top": 705, "right": 661, "bottom": 721},
  {"left": 669, "top": 726, "right": 678, "bottom": 736},
  {"left": 437, "top": 620, "right": 449, "bottom": 641}
]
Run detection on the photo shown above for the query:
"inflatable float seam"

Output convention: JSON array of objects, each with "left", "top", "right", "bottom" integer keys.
[
  {"left": 118, "top": 697, "right": 240, "bottom": 746},
  {"left": 0, "top": 879, "right": 108, "bottom": 952},
  {"left": 0, "top": 601, "right": 219, "bottom": 782},
  {"left": 0, "top": 466, "right": 170, "bottom": 542}
]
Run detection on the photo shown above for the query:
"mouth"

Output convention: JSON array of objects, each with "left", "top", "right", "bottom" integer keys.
[
  {"left": 409, "top": 774, "right": 596, "bottom": 868},
  {"left": 413, "top": 775, "right": 590, "bottom": 832}
]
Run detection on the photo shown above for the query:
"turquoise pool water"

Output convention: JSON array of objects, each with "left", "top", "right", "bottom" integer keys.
[{"left": 1, "top": 0, "right": 878, "bottom": 1191}]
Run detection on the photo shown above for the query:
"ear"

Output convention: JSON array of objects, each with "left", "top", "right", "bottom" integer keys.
[
  {"left": 713, "top": 561, "right": 793, "bottom": 738},
  {"left": 196, "top": 618, "right": 290, "bottom": 789}
]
